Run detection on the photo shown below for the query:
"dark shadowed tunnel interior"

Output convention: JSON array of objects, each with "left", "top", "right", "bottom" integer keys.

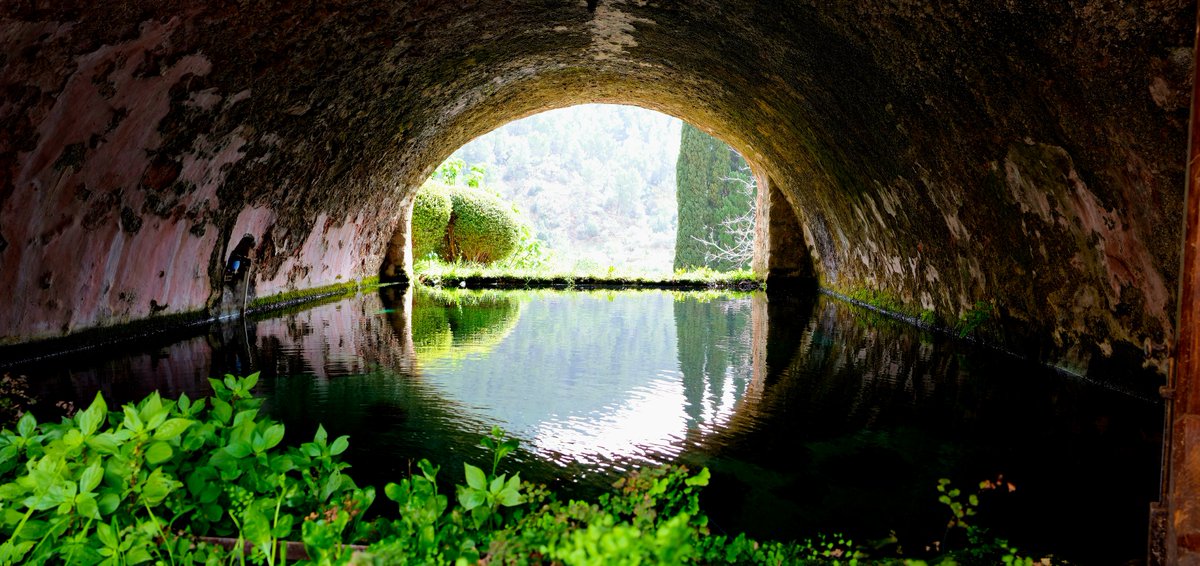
[{"left": 2, "top": 0, "right": 1198, "bottom": 561}]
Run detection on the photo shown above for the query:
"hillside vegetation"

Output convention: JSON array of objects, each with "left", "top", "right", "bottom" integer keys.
[{"left": 451, "top": 105, "right": 682, "bottom": 272}]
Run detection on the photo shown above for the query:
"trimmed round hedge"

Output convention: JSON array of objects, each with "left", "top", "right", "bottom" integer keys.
[
  {"left": 412, "top": 181, "right": 453, "bottom": 260},
  {"left": 411, "top": 181, "right": 523, "bottom": 264}
]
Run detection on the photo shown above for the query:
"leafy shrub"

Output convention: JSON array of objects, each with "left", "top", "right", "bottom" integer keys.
[
  {"left": 0, "top": 376, "right": 1039, "bottom": 565},
  {"left": 445, "top": 186, "right": 523, "bottom": 263},
  {"left": 411, "top": 182, "right": 453, "bottom": 260},
  {"left": 0, "top": 373, "right": 373, "bottom": 565},
  {"left": 410, "top": 182, "right": 525, "bottom": 265}
]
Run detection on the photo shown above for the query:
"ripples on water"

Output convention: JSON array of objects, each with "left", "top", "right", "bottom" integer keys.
[{"left": 10, "top": 286, "right": 1161, "bottom": 564}]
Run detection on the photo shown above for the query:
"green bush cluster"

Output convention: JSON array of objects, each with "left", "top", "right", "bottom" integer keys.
[
  {"left": 411, "top": 182, "right": 524, "bottom": 265},
  {"left": 0, "top": 373, "right": 371, "bottom": 565},
  {"left": 0, "top": 375, "right": 1043, "bottom": 565},
  {"left": 411, "top": 183, "right": 453, "bottom": 260},
  {"left": 446, "top": 186, "right": 523, "bottom": 263}
]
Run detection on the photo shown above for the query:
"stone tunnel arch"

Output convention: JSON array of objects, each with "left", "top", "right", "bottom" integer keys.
[
  {"left": 1, "top": 1, "right": 1195, "bottom": 559},
  {"left": 2, "top": 2, "right": 1186, "bottom": 390}
]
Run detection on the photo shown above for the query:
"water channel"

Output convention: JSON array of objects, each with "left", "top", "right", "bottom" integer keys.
[{"left": 5, "top": 286, "right": 1161, "bottom": 563}]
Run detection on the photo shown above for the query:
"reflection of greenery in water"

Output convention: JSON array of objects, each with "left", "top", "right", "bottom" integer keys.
[
  {"left": 415, "top": 290, "right": 682, "bottom": 441},
  {"left": 674, "top": 297, "right": 754, "bottom": 429},
  {"left": 411, "top": 287, "right": 523, "bottom": 362}
]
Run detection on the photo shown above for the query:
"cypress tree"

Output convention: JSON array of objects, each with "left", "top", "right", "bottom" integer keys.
[{"left": 673, "top": 123, "right": 754, "bottom": 270}]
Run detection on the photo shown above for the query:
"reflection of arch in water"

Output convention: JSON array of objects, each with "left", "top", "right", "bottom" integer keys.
[{"left": 408, "top": 286, "right": 523, "bottom": 365}]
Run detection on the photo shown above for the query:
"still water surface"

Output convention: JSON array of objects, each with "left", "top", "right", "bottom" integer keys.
[{"left": 11, "top": 287, "right": 1161, "bottom": 563}]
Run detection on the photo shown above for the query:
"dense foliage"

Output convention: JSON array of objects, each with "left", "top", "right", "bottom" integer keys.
[
  {"left": 674, "top": 123, "right": 756, "bottom": 271},
  {"left": 445, "top": 186, "right": 523, "bottom": 264},
  {"left": 0, "top": 376, "right": 1047, "bottom": 565},
  {"left": 411, "top": 163, "right": 529, "bottom": 265},
  {"left": 451, "top": 104, "right": 682, "bottom": 271},
  {"left": 411, "top": 184, "right": 453, "bottom": 260}
]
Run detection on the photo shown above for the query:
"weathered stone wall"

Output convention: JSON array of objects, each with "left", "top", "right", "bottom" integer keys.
[{"left": 1, "top": 1, "right": 1191, "bottom": 384}]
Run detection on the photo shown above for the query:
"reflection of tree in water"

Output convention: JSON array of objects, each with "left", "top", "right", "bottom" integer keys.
[
  {"left": 410, "top": 287, "right": 523, "bottom": 362},
  {"left": 674, "top": 297, "right": 754, "bottom": 430}
]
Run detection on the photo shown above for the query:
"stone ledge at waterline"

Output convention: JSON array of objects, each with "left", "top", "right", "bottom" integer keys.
[{"left": 0, "top": 278, "right": 380, "bottom": 368}]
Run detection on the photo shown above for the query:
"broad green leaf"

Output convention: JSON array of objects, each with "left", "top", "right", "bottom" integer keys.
[
  {"left": 385, "top": 482, "right": 407, "bottom": 503},
  {"left": 144, "top": 410, "right": 168, "bottom": 433},
  {"left": 261, "top": 424, "right": 285, "bottom": 452},
  {"left": 16, "top": 413, "right": 35, "bottom": 438},
  {"left": 269, "top": 455, "right": 296, "bottom": 474},
  {"left": 223, "top": 441, "right": 252, "bottom": 459},
  {"left": 62, "top": 428, "right": 84, "bottom": 448},
  {"left": 458, "top": 488, "right": 485, "bottom": 510},
  {"left": 200, "top": 482, "right": 222, "bottom": 504},
  {"left": 138, "top": 393, "right": 163, "bottom": 424},
  {"left": 271, "top": 513, "right": 295, "bottom": 539},
  {"left": 0, "top": 482, "right": 26, "bottom": 500},
  {"left": 232, "top": 409, "right": 259, "bottom": 428},
  {"left": 320, "top": 473, "right": 343, "bottom": 502},
  {"left": 75, "top": 492, "right": 99, "bottom": 520},
  {"left": 126, "top": 548, "right": 152, "bottom": 564},
  {"left": 504, "top": 473, "right": 521, "bottom": 493},
  {"left": 203, "top": 503, "right": 222, "bottom": 522},
  {"left": 144, "top": 442, "right": 173, "bottom": 465},
  {"left": 79, "top": 462, "right": 103, "bottom": 493},
  {"left": 86, "top": 434, "right": 119, "bottom": 454},
  {"left": 464, "top": 463, "right": 486, "bottom": 491},
  {"left": 489, "top": 475, "right": 505, "bottom": 494},
  {"left": 78, "top": 393, "right": 107, "bottom": 436},
  {"left": 152, "top": 418, "right": 194, "bottom": 441},
  {"left": 211, "top": 398, "right": 232, "bottom": 425},
  {"left": 121, "top": 406, "right": 144, "bottom": 432},
  {"left": 497, "top": 487, "right": 522, "bottom": 507},
  {"left": 329, "top": 435, "right": 350, "bottom": 456},
  {"left": 243, "top": 372, "right": 260, "bottom": 391},
  {"left": 96, "top": 521, "right": 117, "bottom": 548},
  {"left": 141, "top": 468, "right": 175, "bottom": 505},
  {"left": 241, "top": 506, "right": 271, "bottom": 544},
  {"left": 97, "top": 492, "right": 120, "bottom": 515},
  {"left": 314, "top": 424, "right": 328, "bottom": 446}
]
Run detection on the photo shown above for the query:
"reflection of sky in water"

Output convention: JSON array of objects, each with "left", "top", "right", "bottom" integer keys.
[{"left": 412, "top": 291, "right": 754, "bottom": 466}]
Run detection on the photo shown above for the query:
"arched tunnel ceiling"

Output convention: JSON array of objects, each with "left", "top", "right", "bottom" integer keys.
[{"left": 0, "top": 1, "right": 1193, "bottom": 383}]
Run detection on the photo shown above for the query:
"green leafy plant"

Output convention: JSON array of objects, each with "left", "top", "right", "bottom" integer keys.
[
  {"left": 457, "top": 427, "right": 524, "bottom": 530},
  {"left": 0, "top": 378, "right": 1051, "bottom": 565},
  {"left": 0, "top": 373, "right": 370, "bottom": 565},
  {"left": 957, "top": 301, "right": 994, "bottom": 338}
]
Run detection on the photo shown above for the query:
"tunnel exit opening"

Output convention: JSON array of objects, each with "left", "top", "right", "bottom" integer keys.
[{"left": 379, "top": 103, "right": 813, "bottom": 286}]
